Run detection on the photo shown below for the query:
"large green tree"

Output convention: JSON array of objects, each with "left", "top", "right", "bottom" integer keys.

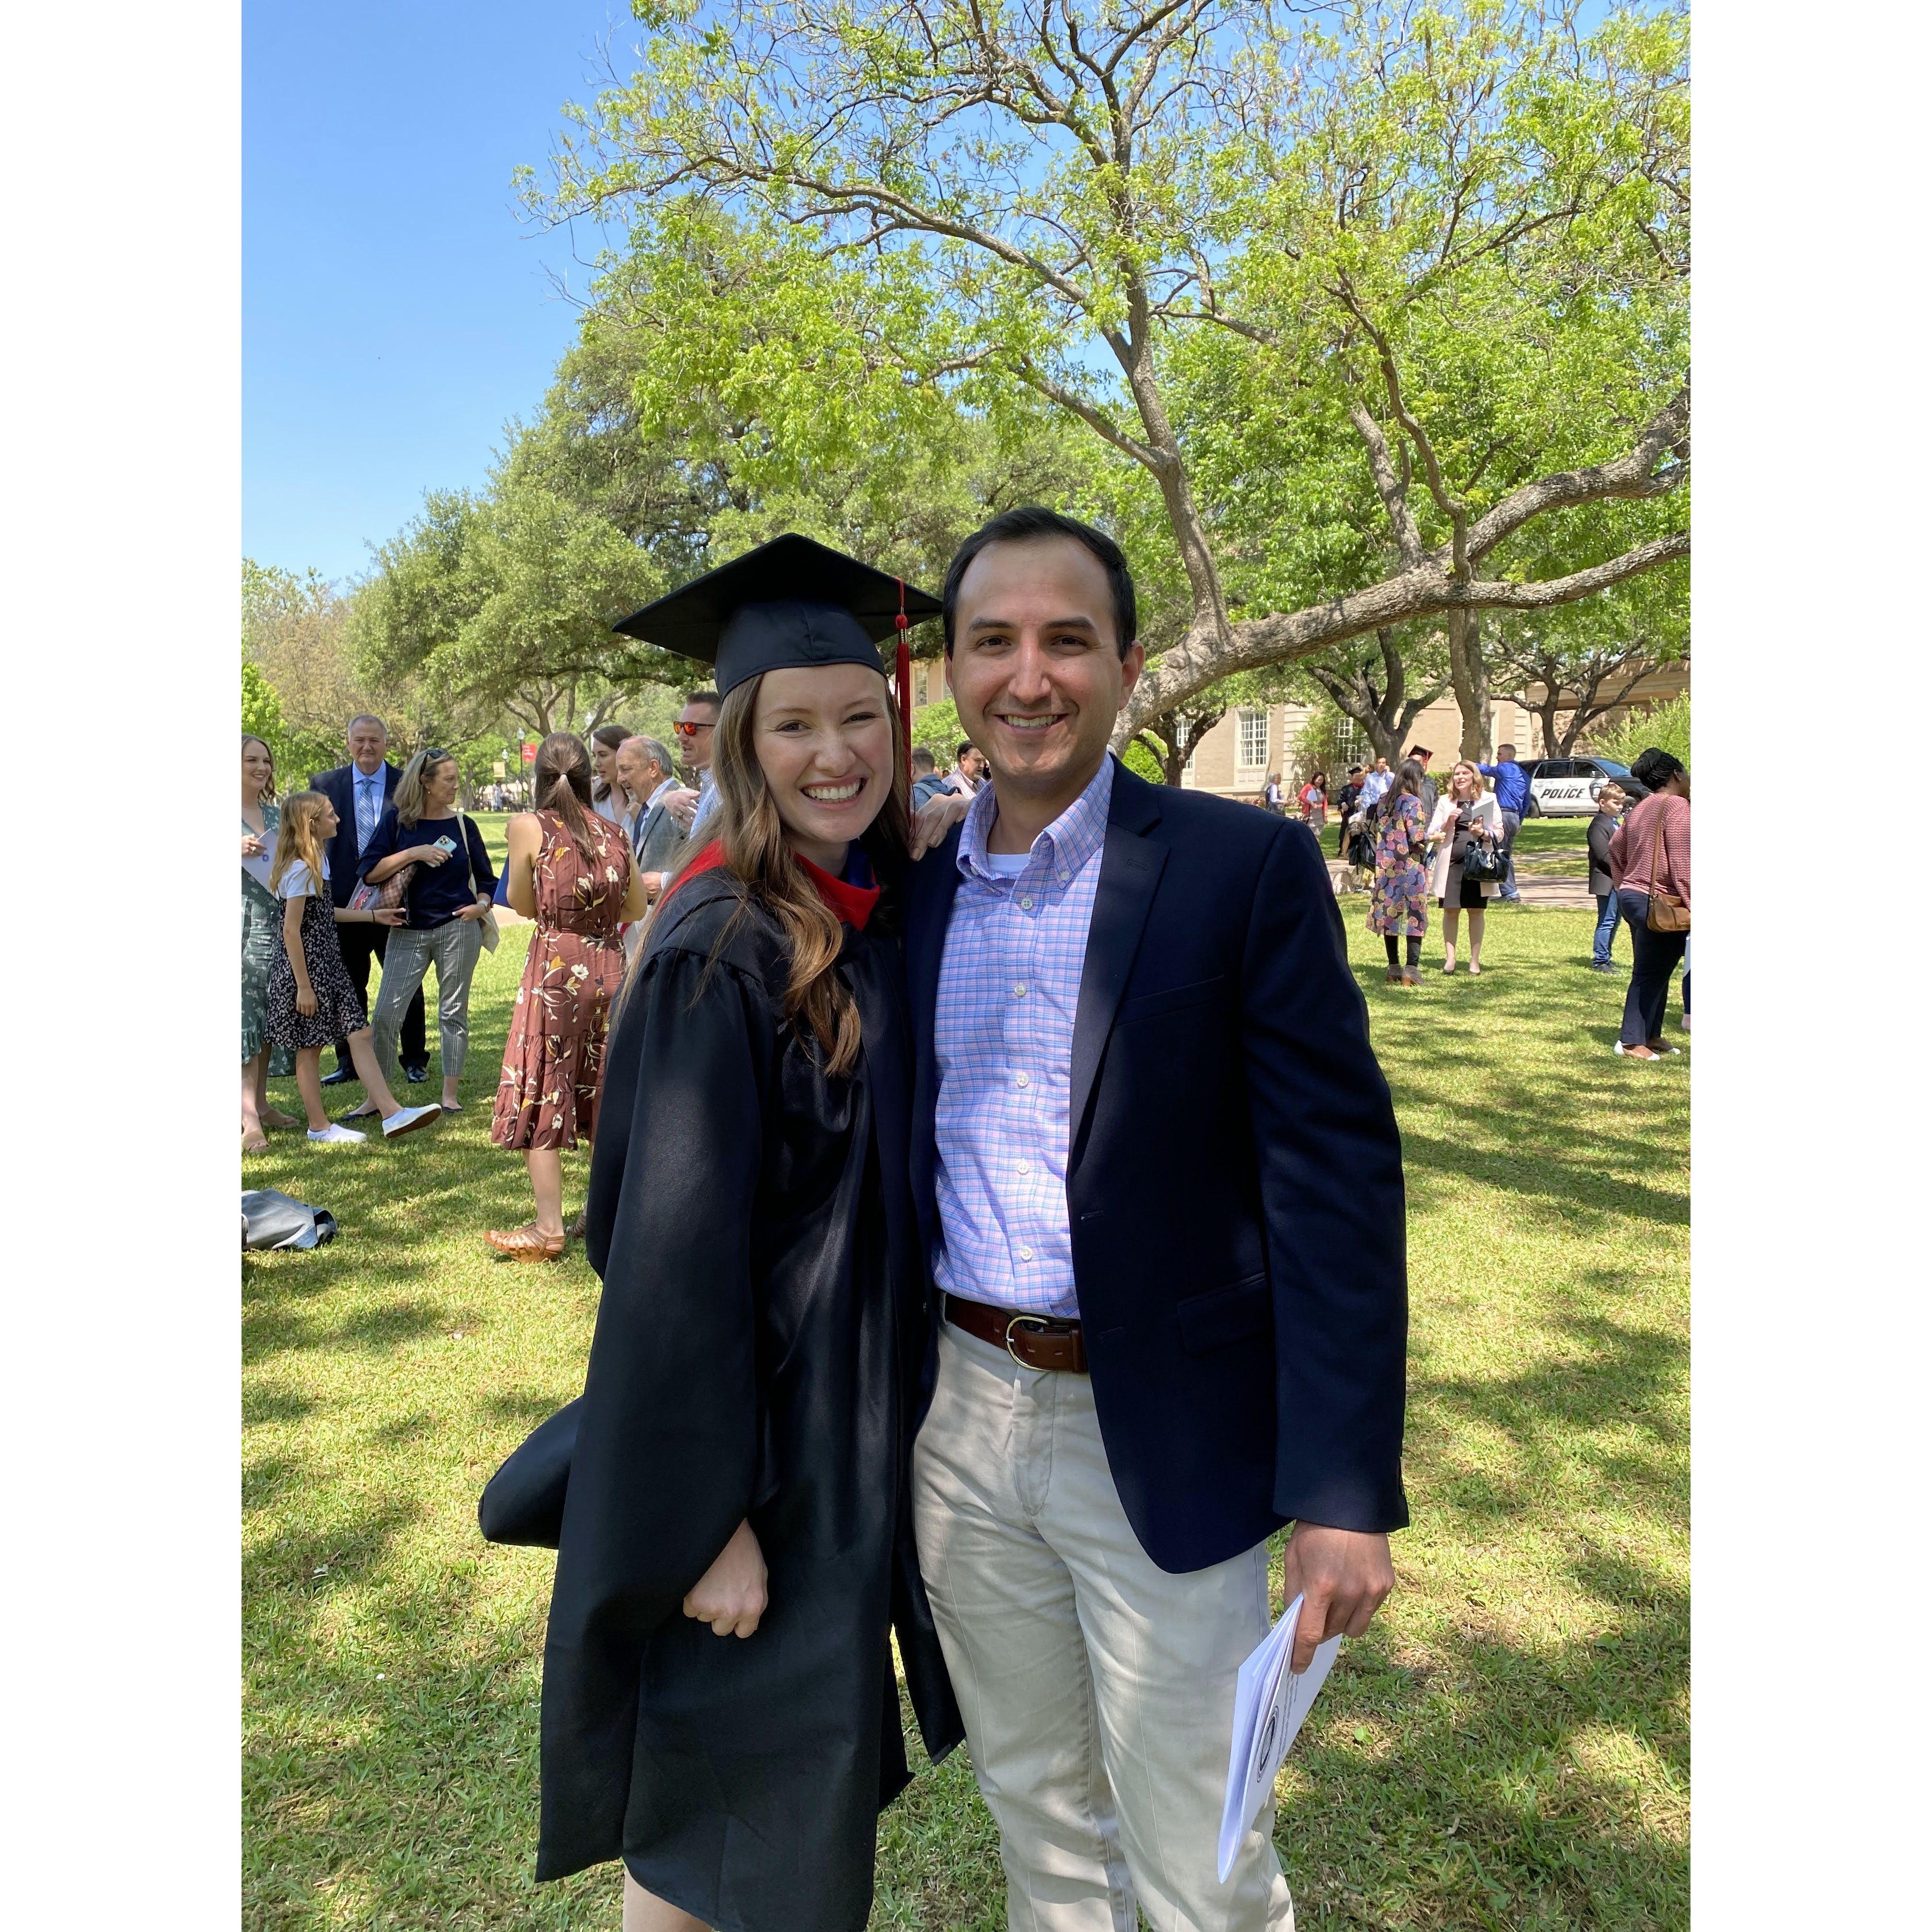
[{"left": 532, "top": 0, "right": 1688, "bottom": 756}]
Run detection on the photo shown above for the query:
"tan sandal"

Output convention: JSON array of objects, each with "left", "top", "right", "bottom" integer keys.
[
  {"left": 242, "top": 1128, "right": 269, "bottom": 1155},
  {"left": 486, "top": 1223, "right": 566, "bottom": 1263},
  {"left": 259, "top": 1107, "right": 303, "bottom": 1130}
]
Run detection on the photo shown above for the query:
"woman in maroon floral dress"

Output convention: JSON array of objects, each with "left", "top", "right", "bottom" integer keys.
[{"left": 489, "top": 733, "right": 649, "bottom": 1260}]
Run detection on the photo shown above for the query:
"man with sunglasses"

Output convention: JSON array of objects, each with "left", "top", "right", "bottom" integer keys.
[{"left": 673, "top": 690, "right": 722, "bottom": 840}]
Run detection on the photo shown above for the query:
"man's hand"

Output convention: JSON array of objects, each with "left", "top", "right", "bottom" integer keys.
[
  {"left": 1280, "top": 1522, "right": 1394, "bottom": 1673},
  {"left": 909, "top": 789, "right": 971, "bottom": 860},
  {"left": 682, "top": 1519, "right": 768, "bottom": 1638},
  {"left": 663, "top": 787, "right": 700, "bottom": 830}
]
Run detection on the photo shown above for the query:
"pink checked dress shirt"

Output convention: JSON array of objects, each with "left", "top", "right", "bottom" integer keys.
[{"left": 930, "top": 755, "right": 1115, "bottom": 1320}]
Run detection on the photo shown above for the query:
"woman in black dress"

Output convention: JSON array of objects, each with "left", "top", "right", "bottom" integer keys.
[{"left": 490, "top": 538, "right": 963, "bottom": 1932}]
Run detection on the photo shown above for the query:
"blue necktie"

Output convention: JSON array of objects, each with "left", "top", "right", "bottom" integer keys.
[{"left": 356, "top": 773, "right": 380, "bottom": 853}]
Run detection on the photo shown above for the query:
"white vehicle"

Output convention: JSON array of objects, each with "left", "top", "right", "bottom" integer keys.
[{"left": 1522, "top": 756, "right": 1643, "bottom": 817}]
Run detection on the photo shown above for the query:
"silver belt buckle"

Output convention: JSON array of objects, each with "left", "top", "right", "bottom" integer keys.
[{"left": 1004, "top": 1313, "right": 1052, "bottom": 1367}]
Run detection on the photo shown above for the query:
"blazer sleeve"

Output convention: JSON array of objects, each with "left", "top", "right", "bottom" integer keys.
[
  {"left": 1239, "top": 823, "right": 1410, "bottom": 1533},
  {"left": 1608, "top": 818, "right": 1630, "bottom": 890}
]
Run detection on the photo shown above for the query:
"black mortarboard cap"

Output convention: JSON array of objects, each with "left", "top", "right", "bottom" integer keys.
[{"left": 612, "top": 532, "right": 943, "bottom": 696}]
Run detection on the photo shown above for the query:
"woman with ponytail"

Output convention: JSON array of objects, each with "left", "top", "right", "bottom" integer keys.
[
  {"left": 485, "top": 537, "right": 963, "bottom": 1932},
  {"left": 486, "top": 731, "right": 648, "bottom": 1259}
]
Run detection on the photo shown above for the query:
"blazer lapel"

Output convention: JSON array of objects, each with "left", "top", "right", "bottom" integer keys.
[{"left": 1068, "top": 770, "right": 1167, "bottom": 1145}]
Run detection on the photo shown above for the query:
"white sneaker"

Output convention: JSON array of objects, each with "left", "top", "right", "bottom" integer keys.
[
  {"left": 308, "top": 1123, "right": 367, "bottom": 1144},
  {"left": 382, "top": 1104, "right": 440, "bottom": 1139}
]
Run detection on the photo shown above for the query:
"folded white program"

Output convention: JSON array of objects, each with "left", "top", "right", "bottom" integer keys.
[{"left": 1216, "top": 1592, "right": 1344, "bottom": 1884}]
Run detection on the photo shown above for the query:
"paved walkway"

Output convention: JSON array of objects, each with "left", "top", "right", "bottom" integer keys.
[{"left": 1326, "top": 859, "right": 1593, "bottom": 909}]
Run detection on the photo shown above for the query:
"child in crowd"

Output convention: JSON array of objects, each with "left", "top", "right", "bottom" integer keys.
[
  {"left": 1587, "top": 782, "right": 1628, "bottom": 972},
  {"left": 267, "top": 791, "right": 442, "bottom": 1145}
]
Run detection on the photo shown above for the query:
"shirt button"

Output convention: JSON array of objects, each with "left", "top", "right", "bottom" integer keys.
[
  {"left": 1058, "top": 870, "right": 1070, "bottom": 882},
  {"left": 1012, "top": 982, "right": 1027, "bottom": 998},
  {"left": 1017, "top": 1245, "right": 1035, "bottom": 1262},
  {"left": 1015, "top": 1072, "right": 1030, "bottom": 1088},
  {"left": 1016, "top": 1160, "right": 1031, "bottom": 1174},
  {"left": 1018, "top": 895, "right": 1034, "bottom": 909}
]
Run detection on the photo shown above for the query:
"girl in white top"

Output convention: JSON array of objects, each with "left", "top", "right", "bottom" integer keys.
[{"left": 266, "top": 790, "right": 442, "bottom": 1145}]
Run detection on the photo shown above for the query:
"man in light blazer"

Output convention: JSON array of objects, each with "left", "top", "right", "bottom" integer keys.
[
  {"left": 903, "top": 508, "right": 1409, "bottom": 1932},
  {"left": 615, "top": 735, "right": 689, "bottom": 957},
  {"left": 309, "top": 714, "right": 427, "bottom": 1084}
]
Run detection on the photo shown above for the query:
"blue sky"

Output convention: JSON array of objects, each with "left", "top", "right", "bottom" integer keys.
[{"left": 244, "top": 2, "right": 633, "bottom": 586}]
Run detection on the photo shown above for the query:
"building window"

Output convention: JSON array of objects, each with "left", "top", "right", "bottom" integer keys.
[
  {"left": 1334, "top": 718, "right": 1363, "bottom": 769},
  {"left": 1237, "top": 708, "right": 1268, "bottom": 770}
]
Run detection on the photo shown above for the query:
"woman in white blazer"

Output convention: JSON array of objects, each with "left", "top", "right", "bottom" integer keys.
[{"left": 1426, "top": 760, "right": 1505, "bottom": 974}]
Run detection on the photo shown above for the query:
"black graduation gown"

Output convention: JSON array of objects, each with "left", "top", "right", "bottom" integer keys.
[{"left": 533, "top": 868, "right": 963, "bottom": 1931}]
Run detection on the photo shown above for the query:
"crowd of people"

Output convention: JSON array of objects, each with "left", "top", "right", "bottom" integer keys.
[{"left": 240, "top": 506, "right": 1685, "bottom": 1932}]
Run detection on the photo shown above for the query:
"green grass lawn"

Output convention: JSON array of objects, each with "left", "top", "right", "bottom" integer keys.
[{"left": 243, "top": 888, "right": 1687, "bottom": 1931}]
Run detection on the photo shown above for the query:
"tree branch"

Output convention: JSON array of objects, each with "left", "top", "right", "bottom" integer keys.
[
  {"left": 1348, "top": 403, "right": 1424, "bottom": 568},
  {"left": 1465, "top": 388, "right": 1690, "bottom": 562}
]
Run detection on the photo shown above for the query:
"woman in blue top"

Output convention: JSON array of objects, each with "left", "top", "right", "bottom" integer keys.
[{"left": 353, "top": 748, "right": 498, "bottom": 1115}]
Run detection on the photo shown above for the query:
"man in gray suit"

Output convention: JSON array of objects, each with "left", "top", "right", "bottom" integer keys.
[{"left": 616, "top": 735, "right": 689, "bottom": 910}]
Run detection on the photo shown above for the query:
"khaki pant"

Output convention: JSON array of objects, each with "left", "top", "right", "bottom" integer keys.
[{"left": 912, "top": 1322, "right": 1296, "bottom": 1932}]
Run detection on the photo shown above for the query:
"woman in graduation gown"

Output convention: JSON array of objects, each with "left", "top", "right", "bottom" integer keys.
[{"left": 522, "top": 540, "right": 965, "bottom": 1932}]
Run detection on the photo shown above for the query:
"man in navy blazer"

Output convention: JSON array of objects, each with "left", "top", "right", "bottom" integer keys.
[
  {"left": 904, "top": 509, "right": 1407, "bottom": 1932},
  {"left": 309, "top": 715, "right": 427, "bottom": 1084}
]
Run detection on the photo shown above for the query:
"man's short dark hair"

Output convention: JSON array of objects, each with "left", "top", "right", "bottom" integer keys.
[
  {"left": 957, "top": 742, "right": 976, "bottom": 761},
  {"left": 1496, "top": 742, "right": 1516, "bottom": 759},
  {"left": 683, "top": 690, "right": 722, "bottom": 712},
  {"left": 942, "top": 506, "right": 1138, "bottom": 659},
  {"left": 910, "top": 745, "right": 937, "bottom": 774}
]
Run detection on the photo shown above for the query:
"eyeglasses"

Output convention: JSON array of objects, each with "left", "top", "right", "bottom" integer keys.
[{"left": 673, "top": 720, "right": 713, "bottom": 737}]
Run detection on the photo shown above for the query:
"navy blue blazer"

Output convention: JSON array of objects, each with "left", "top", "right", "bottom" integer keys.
[
  {"left": 309, "top": 762, "right": 401, "bottom": 910},
  {"left": 904, "top": 759, "right": 1409, "bottom": 1573}
]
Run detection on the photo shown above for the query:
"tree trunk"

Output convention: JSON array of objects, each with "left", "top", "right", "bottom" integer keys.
[{"left": 1448, "top": 608, "right": 1490, "bottom": 760}]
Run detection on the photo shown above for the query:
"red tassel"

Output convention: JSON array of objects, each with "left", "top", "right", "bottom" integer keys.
[{"left": 895, "top": 577, "right": 913, "bottom": 784}]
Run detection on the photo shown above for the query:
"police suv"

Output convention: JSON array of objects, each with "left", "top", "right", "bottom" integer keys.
[{"left": 1520, "top": 756, "right": 1646, "bottom": 817}]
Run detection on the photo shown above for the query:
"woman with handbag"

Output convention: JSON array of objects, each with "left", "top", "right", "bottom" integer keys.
[
  {"left": 352, "top": 748, "right": 499, "bottom": 1114},
  {"left": 1608, "top": 747, "right": 1690, "bottom": 1061},
  {"left": 1367, "top": 759, "right": 1431, "bottom": 986},
  {"left": 486, "top": 733, "right": 649, "bottom": 1260},
  {"left": 1425, "top": 760, "right": 1505, "bottom": 974}
]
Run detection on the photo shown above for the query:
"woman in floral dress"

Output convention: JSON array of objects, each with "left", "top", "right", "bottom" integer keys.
[
  {"left": 489, "top": 733, "right": 649, "bottom": 1260},
  {"left": 1367, "top": 758, "right": 1430, "bottom": 988},
  {"left": 242, "top": 735, "right": 302, "bottom": 1151}
]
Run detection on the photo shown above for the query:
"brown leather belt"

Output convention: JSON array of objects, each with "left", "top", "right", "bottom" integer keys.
[{"left": 943, "top": 1292, "right": 1088, "bottom": 1373}]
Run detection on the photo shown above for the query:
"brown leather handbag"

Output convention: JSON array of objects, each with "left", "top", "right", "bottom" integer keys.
[{"left": 1644, "top": 800, "right": 1690, "bottom": 932}]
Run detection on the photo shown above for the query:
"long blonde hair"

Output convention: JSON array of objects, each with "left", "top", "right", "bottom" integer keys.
[
  {"left": 632, "top": 668, "right": 910, "bottom": 1078},
  {"left": 393, "top": 748, "right": 456, "bottom": 828},
  {"left": 270, "top": 791, "right": 333, "bottom": 897}
]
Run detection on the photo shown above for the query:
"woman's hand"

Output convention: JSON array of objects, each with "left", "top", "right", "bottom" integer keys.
[
  {"left": 295, "top": 987, "right": 317, "bottom": 1017},
  {"left": 242, "top": 833, "right": 265, "bottom": 859},
  {"left": 414, "top": 844, "right": 451, "bottom": 868},
  {"left": 682, "top": 1519, "right": 768, "bottom": 1638},
  {"left": 909, "top": 789, "right": 971, "bottom": 860},
  {"left": 372, "top": 907, "right": 406, "bottom": 927}
]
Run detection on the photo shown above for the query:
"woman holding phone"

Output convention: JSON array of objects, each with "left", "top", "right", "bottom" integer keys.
[
  {"left": 494, "top": 537, "right": 963, "bottom": 1932},
  {"left": 353, "top": 749, "right": 497, "bottom": 1115}
]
